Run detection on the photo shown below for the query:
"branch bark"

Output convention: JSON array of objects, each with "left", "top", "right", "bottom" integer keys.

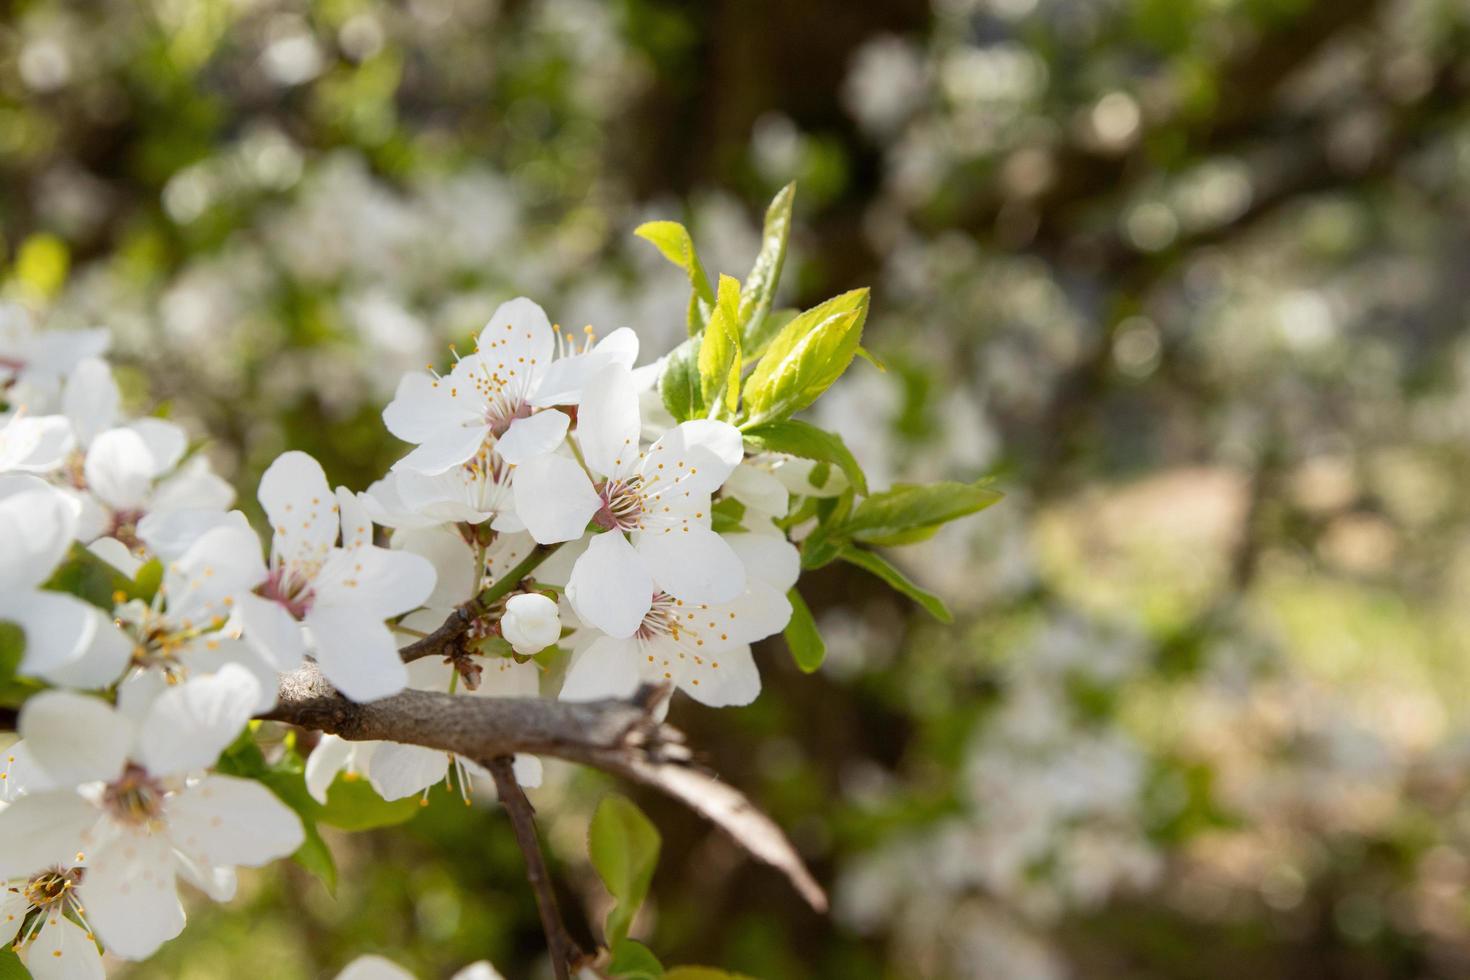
[
  {"left": 487, "top": 756, "right": 585, "bottom": 980},
  {"left": 261, "top": 661, "right": 828, "bottom": 913}
]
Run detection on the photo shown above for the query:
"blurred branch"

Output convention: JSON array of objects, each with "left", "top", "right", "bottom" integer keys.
[
  {"left": 262, "top": 660, "right": 829, "bottom": 913},
  {"left": 486, "top": 756, "right": 586, "bottom": 980}
]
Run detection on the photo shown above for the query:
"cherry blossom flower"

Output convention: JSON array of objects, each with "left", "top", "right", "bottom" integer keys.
[
  {"left": 0, "top": 860, "right": 104, "bottom": 980},
  {"left": 513, "top": 363, "right": 747, "bottom": 637},
  {"left": 560, "top": 532, "right": 799, "bottom": 708},
  {"left": 363, "top": 446, "right": 520, "bottom": 531},
  {"left": 0, "top": 667, "right": 304, "bottom": 961},
  {"left": 238, "top": 451, "right": 435, "bottom": 701},
  {"left": 381, "top": 297, "right": 637, "bottom": 475}
]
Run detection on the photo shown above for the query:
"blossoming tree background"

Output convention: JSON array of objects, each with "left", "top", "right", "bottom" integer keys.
[{"left": 3, "top": 0, "right": 1470, "bottom": 977}]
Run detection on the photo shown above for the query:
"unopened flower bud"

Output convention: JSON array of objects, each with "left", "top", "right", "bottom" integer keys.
[{"left": 500, "top": 592, "right": 560, "bottom": 656}]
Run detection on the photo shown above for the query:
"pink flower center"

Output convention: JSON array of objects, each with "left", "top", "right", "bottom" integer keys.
[
  {"left": 103, "top": 764, "right": 167, "bottom": 826},
  {"left": 594, "top": 477, "right": 646, "bottom": 531},
  {"left": 259, "top": 565, "right": 316, "bottom": 619}
]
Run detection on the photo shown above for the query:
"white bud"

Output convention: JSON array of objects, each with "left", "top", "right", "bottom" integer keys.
[{"left": 500, "top": 592, "right": 560, "bottom": 656}]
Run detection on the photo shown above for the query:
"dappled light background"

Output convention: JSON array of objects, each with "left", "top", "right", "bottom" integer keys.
[{"left": 5, "top": 0, "right": 1470, "bottom": 976}]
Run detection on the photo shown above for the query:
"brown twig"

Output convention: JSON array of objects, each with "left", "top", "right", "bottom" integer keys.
[
  {"left": 486, "top": 756, "right": 585, "bottom": 980},
  {"left": 261, "top": 661, "right": 828, "bottom": 912}
]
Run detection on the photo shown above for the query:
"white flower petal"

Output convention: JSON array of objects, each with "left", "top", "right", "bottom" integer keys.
[
  {"left": 238, "top": 592, "right": 307, "bottom": 672},
  {"left": 475, "top": 297, "right": 555, "bottom": 391},
  {"left": 336, "top": 955, "right": 417, "bottom": 980},
  {"left": 167, "top": 774, "right": 304, "bottom": 867},
  {"left": 0, "top": 477, "right": 79, "bottom": 591},
  {"left": 390, "top": 424, "right": 489, "bottom": 477},
  {"left": 164, "top": 524, "right": 268, "bottom": 625},
  {"left": 0, "top": 791, "right": 101, "bottom": 879},
  {"left": 83, "top": 428, "right": 155, "bottom": 510},
  {"left": 511, "top": 453, "right": 601, "bottom": 544},
  {"left": 304, "top": 735, "right": 359, "bottom": 805},
  {"left": 147, "top": 455, "right": 235, "bottom": 516},
  {"left": 382, "top": 371, "right": 482, "bottom": 444},
  {"left": 136, "top": 665, "right": 261, "bottom": 777},
  {"left": 20, "top": 690, "right": 131, "bottom": 786},
  {"left": 337, "top": 487, "right": 373, "bottom": 550},
  {"left": 0, "top": 590, "right": 100, "bottom": 680},
  {"left": 307, "top": 607, "right": 408, "bottom": 702},
  {"left": 137, "top": 507, "right": 249, "bottom": 563},
  {"left": 676, "top": 642, "right": 761, "bottom": 707},
  {"left": 494, "top": 409, "right": 569, "bottom": 465},
  {"left": 27, "top": 912, "right": 105, "bottom": 980},
  {"left": 127, "top": 418, "right": 187, "bottom": 473},
  {"left": 0, "top": 415, "right": 74, "bottom": 473},
  {"left": 368, "top": 742, "right": 448, "bottom": 801},
  {"left": 259, "top": 451, "right": 338, "bottom": 568},
  {"left": 84, "top": 829, "right": 186, "bottom": 960},
  {"left": 637, "top": 525, "right": 745, "bottom": 604},
  {"left": 639, "top": 420, "right": 742, "bottom": 498},
  {"left": 577, "top": 364, "right": 642, "bottom": 480},
  {"left": 566, "top": 533, "right": 653, "bottom": 639},
  {"left": 727, "top": 532, "right": 801, "bottom": 592},
  {"left": 724, "top": 463, "right": 789, "bottom": 519},
  {"left": 559, "top": 636, "right": 640, "bottom": 701},
  {"left": 38, "top": 614, "right": 130, "bottom": 690},
  {"left": 392, "top": 525, "right": 479, "bottom": 609},
  {"left": 62, "top": 356, "right": 119, "bottom": 444},
  {"left": 314, "top": 545, "right": 435, "bottom": 619},
  {"left": 529, "top": 326, "right": 640, "bottom": 407}
]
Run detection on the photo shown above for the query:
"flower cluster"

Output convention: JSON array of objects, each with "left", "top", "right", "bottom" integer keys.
[
  {"left": 0, "top": 290, "right": 801, "bottom": 971},
  {"left": 0, "top": 181, "right": 998, "bottom": 975}
]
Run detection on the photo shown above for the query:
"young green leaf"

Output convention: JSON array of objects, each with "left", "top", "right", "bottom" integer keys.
[
  {"left": 698, "top": 274, "right": 743, "bottom": 414},
  {"left": 837, "top": 545, "right": 952, "bottom": 623},
  {"left": 664, "top": 969, "right": 758, "bottom": 980},
  {"left": 0, "top": 622, "right": 23, "bottom": 689},
  {"left": 635, "top": 221, "right": 715, "bottom": 336},
  {"left": 43, "top": 544, "right": 138, "bottom": 610},
  {"left": 842, "top": 480, "right": 1002, "bottom": 545},
  {"left": 738, "top": 182, "right": 796, "bottom": 341},
  {"left": 710, "top": 496, "right": 747, "bottom": 534},
  {"left": 741, "top": 419, "right": 869, "bottom": 496},
  {"left": 660, "top": 335, "right": 707, "bottom": 422},
  {"left": 0, "top": 947, "right": 34, "bottom": 979},
  {"left": 743, "top": 308, "right": 798, "bottom": 363},
  {"left": 589, "top": 794, "right": 662, "bottom": 947},
  {"left": 316, "top": 775, "right": 424, "bottom": 831},
  {"left": 608, "top": 939, "right": 666, "bottom": 979},
  {"left": 784, "top": 588, "right": 825, "bottom": 673},
  {"left": 742, "top": 288, "right": 869, "bottom": 424}
]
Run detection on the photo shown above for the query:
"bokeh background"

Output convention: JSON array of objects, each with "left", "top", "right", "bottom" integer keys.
[{"left": 4, "top": 0, "right": 1470, "bottom": 976}]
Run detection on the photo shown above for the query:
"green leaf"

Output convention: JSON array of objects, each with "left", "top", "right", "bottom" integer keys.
[
  {"left": 43, "top": 544, "right": 137, "bottom": 610},
  {"left": 132, "top": 558, "right": 164, "bottom": 603},
  {"left": 741, "top": 419, "right": 868, "bottom": 496},
  {"left": 664, "top": 967, "right": 758, "bottom": 979},
  {"left": 841, "top": 480, "right": 1003, "bottom": 545},
  {"left": 743, "top": 308, "right": 798, "bottom": 363},
  {"left": 838, "top": 545, "right": 953, "bottom": 623},
  {"left": 0, "top": 948, "right": 33, "bottom": 979},
  {"left": 710, "top": 496, "right": 747, "bottom": 534},
  {"left": 784, "top": 589, "right": 825, "bottom": 673},
  {"left": 589, "top": 794, "right": 661, "bottom": 947},
  {"left": 291, "top": 826, "right": 339, "bottom": 895},
  {"left": 608, "top": 939, "right": 665, "bottom": 979},
  {"left": 798, "top": 491, "right": 854, "bottom": 569},
  {"left": 737, "top": 182, "right": 796, "bottom": 341},
  {"left": 0, "top": 622, "right": 24, "bottom": 689},
  {"left": 742, "top": 288, "right": 869, "bottom": 424},
  {"left": 698, "top": 274, "right": 743, "bottom": 414},
  {"left": 316, "top": 774, "right": 423, "bottom": 831},
  {"left": 660, "top": 336, "right": 707, "bottom": 423},
  {"left": 635, "top": 221, "right": 715, "bottom": 336}
]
